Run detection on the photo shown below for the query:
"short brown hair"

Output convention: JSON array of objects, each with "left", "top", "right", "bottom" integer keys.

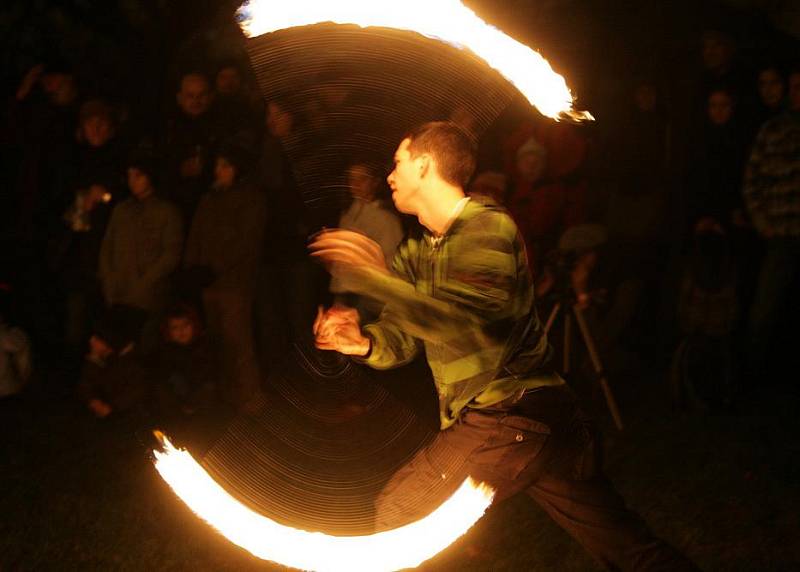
[{"left": 405, "top": 121, "right": 476, "bottom": 187}]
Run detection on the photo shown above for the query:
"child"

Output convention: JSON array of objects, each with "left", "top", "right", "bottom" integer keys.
[
  {"left": 77, "top": 305, "right": 148, "bottom": 418},
  {"left": 671, "top": 220, "right": 738, "bottom": 410},
  {"left": 154, "top": 303, "right": 218, "bottom": 416}
]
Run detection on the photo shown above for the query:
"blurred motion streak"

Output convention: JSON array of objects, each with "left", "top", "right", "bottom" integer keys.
[
  {"left": 237, "top": 0, "right": 593, "bottom": 121},
  {"left": 153, "top": 432, "right": 494, "bottom": 571}
]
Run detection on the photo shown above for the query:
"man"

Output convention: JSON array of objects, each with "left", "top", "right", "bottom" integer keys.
[
  {"left": 162, "top": 71, "right": 220, "bottom": 224},
  {"left": 743, "top": 67, "right": 800, "bottom": 375},
  {"left": 310, "top": 122, "right": 696, "bottom": 570},
  {"left": 184, "top": 142, "right": 266, "bottom": 411}
]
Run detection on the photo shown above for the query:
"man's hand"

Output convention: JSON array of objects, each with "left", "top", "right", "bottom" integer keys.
[
  {"left": 308, "top": 229, "right": 388, "bottom": 276},
  {"left": 313, "top": 305, "right": 371, "bottom": 356},
  {"left": 16, "top": 64, "right": 44, "bottom": 102}
]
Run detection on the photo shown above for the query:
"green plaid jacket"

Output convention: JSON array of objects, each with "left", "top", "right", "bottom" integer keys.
[{"left": 350, "top": 197, "right": 562, "bottom": 429}]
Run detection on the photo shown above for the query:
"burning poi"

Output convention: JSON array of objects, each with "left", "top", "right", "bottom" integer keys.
[{"left": 153, "top": 1, "right": 595, "bottom": 570}]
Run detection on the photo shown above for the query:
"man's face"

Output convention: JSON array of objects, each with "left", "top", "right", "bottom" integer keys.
[
  {"left": 789, "top": 72, "right": 800, "bottom": 111},
  {"left": 387, "top": 139, "right": 423, "bottom": 215},
  {"left": 82, "top": 116, "right": 114, "bottom": 148},
  {"left": 702, "top": 34, "right": 733, "bottom": 73},
  {"left": 758, "top": 69, "right": 785, "bottom": 109},
  {"left": 708, "top": 91, "right": 733, "bottom": 126},
  {"left": 214, "top": 157, "right": 236, "bottom": 189},
  {"left": 167, "top": 317, "right": 195, "bottom": 346},
  {"left": 89, "top": 335, "right": 114, "bottom": 359},
  {"left": 128, "top": 167, "right": 153, "bottom": 200},
  {"left": 216, "top": 67, "right": 241, "bottom": 96},
  {"left": 516, "top": 152, "right": 546, "bottom": 184},
  {"left": 42, "top": 72, "right": 77, "bottom": 106},
  {"left": 177, "top": 75, "right": 211, "bottom": 118},
  {"left": 347, "top": 165, "right": 379, "bottom": 201},
  {"left": 266, "top": 102, "right": 293, "bottom": 139}
]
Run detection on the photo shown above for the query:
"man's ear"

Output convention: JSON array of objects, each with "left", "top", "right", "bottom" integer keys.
[
  {"left": 176, "top": 92, "right": 183, "bottom": 107},
  {"left": 418, "top": 154, "right": 431, "bottom": 179}
]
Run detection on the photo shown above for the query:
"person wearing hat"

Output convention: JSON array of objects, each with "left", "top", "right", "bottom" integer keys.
[
  {"left": 183, "top": 140, "right": 267, "bottom": 412},
  {"left": 98, "top": 150, "right": 183, "bottom": 353},
  {"left": 506, "top": 135, "right": 586, "bottom": 277}
]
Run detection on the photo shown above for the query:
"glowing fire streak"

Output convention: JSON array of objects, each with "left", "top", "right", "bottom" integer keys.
[
  {"left": 153, "top": 433, "right": 494, "bottom": 571},
  {"left": 237, "top": 0, "right": 592, "bottom": 122}
]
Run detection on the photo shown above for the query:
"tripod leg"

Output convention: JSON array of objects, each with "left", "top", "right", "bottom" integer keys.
[
  {"left": 572, "top": 305, "right": 624, "bottom": 431},
  {"left": 563, "top": 312, "right": 572, "bottom": 374},
  {"left": 544, "top": 302, "right": 561, "bottom": 334}
]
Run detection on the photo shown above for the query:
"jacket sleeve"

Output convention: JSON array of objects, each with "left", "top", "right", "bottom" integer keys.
[
  {"left": 358, "top": 242, "right": 423, "bottom": 370},
  {"left": 742, "top": 123, "right": 771, "bottom": 234},
  {"left": 356, "top": 211, "right": 519, "bottom": 367}
]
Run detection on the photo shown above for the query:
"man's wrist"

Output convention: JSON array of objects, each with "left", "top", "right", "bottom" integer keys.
[{"left": 357, "top": 336, "right": 372, "bottom": 358}]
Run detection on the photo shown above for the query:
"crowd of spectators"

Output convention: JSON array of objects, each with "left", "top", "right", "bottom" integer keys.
[{"left": 0, "top": 8, "right": 798, "bottom": 424}]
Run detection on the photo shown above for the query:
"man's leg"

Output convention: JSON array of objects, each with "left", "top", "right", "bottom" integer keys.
[
  {"left": 514, "top": 388, "right": 697, "bottom": 571},
  {"left": 374, "top": 408, "right": 515, "bottom": 531},
  {"left": 748, "top": 238, "right": 800, "bottom": 375},
  {"left": 527, "top": 474, "right": 695, "bottom": 571}
]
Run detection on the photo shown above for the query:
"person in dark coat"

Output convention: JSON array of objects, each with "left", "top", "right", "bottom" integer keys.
[
  {"left": 162, "top": 71, "right": 221, "bottom": 224},
  {"left": 184, "top": 141, "right": 267, "bottom": 411}
]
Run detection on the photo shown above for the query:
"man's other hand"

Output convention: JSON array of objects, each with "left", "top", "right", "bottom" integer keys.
[
  {"left": 308, "top": 229, "right": 388, "bottom": 275},
  {"left": 313, "top": 305, "right": 371, "bottom": 356}
]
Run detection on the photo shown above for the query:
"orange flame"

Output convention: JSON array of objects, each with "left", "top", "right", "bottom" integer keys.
[
  {"left": 153, "top": 433, "right": 494, "bottom": 571},
  {"left": 237, "top": 0, "right": 592, "bottom": 122}
]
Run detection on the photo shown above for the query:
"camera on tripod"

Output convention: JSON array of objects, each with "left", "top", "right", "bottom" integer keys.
[
  {"left": 540, "top": 224, "right": 623, "bottom": 430},
  {"left": 544, "top": 224, "right": 608, "bottom": 305}
]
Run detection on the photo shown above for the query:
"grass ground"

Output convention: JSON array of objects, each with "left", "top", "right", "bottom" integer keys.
[{"left": 2, "top": 357, "right": 799, "bottom": 571}]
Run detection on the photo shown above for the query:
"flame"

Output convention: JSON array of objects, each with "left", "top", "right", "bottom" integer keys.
[
  {"left": 153, "top": 433, "right": 494, "bottom": 571},
  {"left": 237, "top": 0, "right": 592, "bottom": 122}
]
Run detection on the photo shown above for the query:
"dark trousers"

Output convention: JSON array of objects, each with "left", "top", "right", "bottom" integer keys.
[
  {"left": 748, "top": 237, "right": 800, "bottom": 373},
  {"left": 375, "top": 386, "right": 696, "bottom": 571}
]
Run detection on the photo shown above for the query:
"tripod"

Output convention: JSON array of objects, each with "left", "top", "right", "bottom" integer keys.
[{"left": 544, "top": 294, "right": 624, "bottom": 431}]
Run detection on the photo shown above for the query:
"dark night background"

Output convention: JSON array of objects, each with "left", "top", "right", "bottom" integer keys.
[{"left": 1, "top": 1, "right": 800, "bottom": 570}]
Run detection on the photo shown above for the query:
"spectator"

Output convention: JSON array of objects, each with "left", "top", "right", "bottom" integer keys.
[
  {"left": 77, "top": 305, "right": 148, "bottom": 418},
  {"left": 3, "top": 61, "right": 81, "bottom": 356},
  {"left": 255, "top": 96, "right": 318, "bottom": 367},
  {"left": 753, "top": 64, "right": 787, "bottom": 129},
  {"left": 468, "top": 171, "right": 507, "bottom": 205},
  {"left": 213, "top": 60, "right": 262, "bottom": 142},
  {"left": 153, "top": 302, "right": 218, "bottom": 417},
  {"left": 70, "top": 99, "right": 127, "bottom": 199},
  {"left": 685, "top": 86, "right": 750, "bottom": 231},
  {"left": 0, "top": 282, "right": 33, "bottom": 399},
  {"left": 742, "top": 67, "right": 800, "bottom": 375},
  {"left": 162, "top": 71, "right": 220, "bottom": 223},
  {"left": 330, "top": 160, "right": 404, "bottom": 322},
  {"left": 98, "top": 151, "right": 184, "bottom": 353},
  {"left": 7, "top": 61, "right": 81, "bottom": 238},
  {"left": 671, "top": 221, "right": 739, "bottom": 411},
  {"left": 184, "top": 141, "right": 266, "bottom": 411},
  {"left": 505, "top": 136, "right": 586, "bottom": 276},
  {"left": 48, "top": 99, "right": 126, "bottom": 362}
]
